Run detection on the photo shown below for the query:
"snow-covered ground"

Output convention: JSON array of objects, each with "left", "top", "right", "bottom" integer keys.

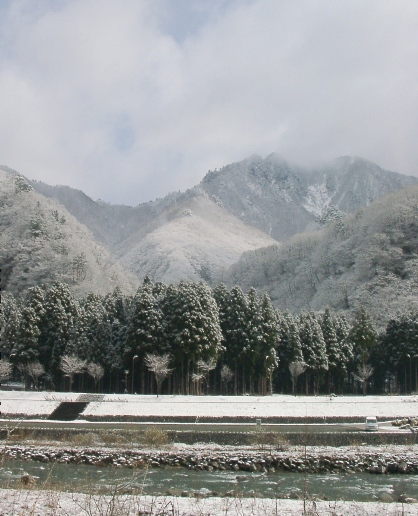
[
  {"left": 0, "top": 489, "right": 416, "bottom": 516},
  {"left": 1, "top": 392, "right": 418, "bottom": 420},
  {"left": 0, "top": 392, "right": 81, "bottom": 417}
]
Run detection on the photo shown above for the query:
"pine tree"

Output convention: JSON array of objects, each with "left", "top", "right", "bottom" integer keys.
[
  {"left": 103, "top": 287, "right": 129, "bottom": 391},
  {"left": 257, "top": 293, "right": 280, "bottom": 395},
  {"left": 12, "top": 286, "right": 47, "bottom": 372},
  {"left": 223, "top": 286, "right": 249, "bottom": 394},
  {"left": 161, "top": 282, "right": 222, "bottom": 394},
  {"left": 299, "top": 311, "right": 328, "bottom": 394},
  {"left": 37, "top": 282, "right": 79, "bottom": 385},
  {"left": 14, "top": 304, "right": 40, "bottom": 365},
  {"left": 382, "top": 310, "right": 418, "bottom": 393},
  {"left": 334, "top": 313, "right": 353, "bottom": 392},
  {"left": 240, "top": 288, "right": 262, "bottom": 395},
  {"left": 349, "top": 306, "right": 377, "bottom": 367},
  {"left": 125, "top": 283, "right": 164, "bottom": 393},
  {"left": 320, "top": 308, "right": 340, "bottom": 393},
  {"left": 0, "top": 293, "right": 22, "bottom": 357},
  {"left": 276, "top": 311, "right": 303, "bottom": 392}
]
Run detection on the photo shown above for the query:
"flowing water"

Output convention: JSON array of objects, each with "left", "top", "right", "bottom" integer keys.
[{"left": 1, "top": 459, "right": 418, "bottom": 502}]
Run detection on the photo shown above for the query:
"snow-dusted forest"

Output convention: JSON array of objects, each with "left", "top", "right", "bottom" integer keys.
[
  {"left": 1, "top": 279, "right": 417, "bottom": 397},
  {"left": 0, "top": 171, "right": 137, "bottom": 296},
  {"left": 2, "top": 164, "right": 418, "bottom": 399},
  {"left": 226, "top": 183, "right": 418, "bottom": 329}
]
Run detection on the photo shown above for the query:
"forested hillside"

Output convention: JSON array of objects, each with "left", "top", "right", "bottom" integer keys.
[
  {"left": 226, "top": 184, "right": 418, "bottom": 329},
  {"left": 0, "top": 170, "right": 137, "bottom": 296}
]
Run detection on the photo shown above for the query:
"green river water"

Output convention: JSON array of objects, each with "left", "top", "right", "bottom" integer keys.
[{"left": 1, "top": 459, "right": 418, "bottom": 502}]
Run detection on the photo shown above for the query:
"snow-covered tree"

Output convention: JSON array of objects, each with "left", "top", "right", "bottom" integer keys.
[
  {"left": 222, "top": 286, "right": 249, "bottom": 394},
  {"left": 353, "top": 364, "right": 374, "bottom": 396},
  {"left": 195, "top": 357, "right": 217, "bottom": 394},
  {"left": 14, "top": 304, "right": 40, "bottom": 365},
  {"left": 14, "top": 175, "right": 33, "bottom": 194},
  {"left": 125, "top": 282, "right": 164, "bottom": 393},
  {"left": 161, "top": 282, "right": 222, "bottom": 394},
  {"left": 257, "top": 293, "right": 280, "bottom": 395},
  {"left": 289, "top": 360, "right": 306, "bottom": 396},
  {"left": 144, "top": 353, "right": 172, "bottom": 397},
  {"left": 299, "top": 311, "right": 328, "bottom": 394},
  {"left": 349, "top": 306, "right": 377, "bottom": 367},
  {"left": 59, "top": 354, "right": 87, "bottom": 392},
  {"left": 320, "top": 308, "right": 341, "bottom": 392},
  {"left": 39, "top": 283, "right": 79, "bottom": 382},
  {"left": 220, "top": 364, "right": 234, "bottom": 394},
  {"left": 382, "top": 310, "right": 418, "bottom": 392},
  {"left": 0, "top": 293, "right": 22, "bottom": 356},
  {"left": 87, "top": 362, "right": 104, "bottom": 392},
  {"left": 25, "top": 361, "right": 45, "bottom": 390},
  {"left": 0, "top": 358, "right": 13, "bottom": 383}
]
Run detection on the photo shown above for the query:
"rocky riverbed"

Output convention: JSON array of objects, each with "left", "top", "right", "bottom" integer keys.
[{"left": 2, "top": 443, "right": 418, "bottom": 476}]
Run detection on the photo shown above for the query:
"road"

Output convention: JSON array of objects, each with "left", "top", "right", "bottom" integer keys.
[{"left": 0, "top": 419, "right": 398, "bottom": 434}]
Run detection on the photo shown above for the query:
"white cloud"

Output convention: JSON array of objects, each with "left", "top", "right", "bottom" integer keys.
[{"left": 0, "top": 0, "right": 417, "bottom": 205}]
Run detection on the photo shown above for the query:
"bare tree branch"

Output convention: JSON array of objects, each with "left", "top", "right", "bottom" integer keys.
[
  {"left": 289, "top": 361, "right": 307, "bottom": 396},
  {"left": 25, "top": 361, "right": 45, "bottom": 390},
  {"left": 87, "top": 362, "right": 104, "bottom": 393},
  {"left": 59, "top": 354, "right": 87, "bottom": 392},
  {"left": 0, "top": 359, "right": 13, "bottom": 383},
  {"left": 353, "top": 364, "right": 374, "bottom": 396},
  {"left": 144, "top": 353, "right": 172, "bottom": 397}
]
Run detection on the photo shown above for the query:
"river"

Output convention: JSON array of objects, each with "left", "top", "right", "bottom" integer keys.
[{"left": 1, "top": 459, "right": 418, "bottom": 502}]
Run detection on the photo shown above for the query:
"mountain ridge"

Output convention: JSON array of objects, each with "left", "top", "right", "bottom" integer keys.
[{"left": 2, "top": 154, "right": 417, "bottom": 287}]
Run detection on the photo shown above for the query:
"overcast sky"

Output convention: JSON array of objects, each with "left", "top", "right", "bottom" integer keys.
[{"left": 1, "top": 0, "right": 417, "bottom": 206}]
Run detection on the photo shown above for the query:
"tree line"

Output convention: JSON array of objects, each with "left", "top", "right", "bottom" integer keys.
[{"left": 1, "top": 279, "right": 417, "bottom": 395}]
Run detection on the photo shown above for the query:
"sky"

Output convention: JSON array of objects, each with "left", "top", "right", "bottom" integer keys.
[{"left": 0, "top": 0, "right": 417, "bottom": 206}]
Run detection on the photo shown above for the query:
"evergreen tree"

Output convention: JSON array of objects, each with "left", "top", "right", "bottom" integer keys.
[
  {"left": 38, "top": 282, "right": 79, "bottom": 384},
  {"left": 125, "top": 282, "right": 164, "bottom": 393},
  {"left": 241, "top": 288, "right": 263, "bottom": 394},
  {"left": 223, "top": 285, "right": 249, "bottom": 394},
  {"left": 334, "top": 312, "right": 353, "bottom": 392},
  {"left": 382, "top": 310, "right": 418, "bottom": 393},
  {"left": 13, "top": 304, "right": 40, "bottom": 366},
  {"left": 12, "top": 286, "right": 47, "bottom": 371},
  {"left": 276, "top": 311, "right": 303, "bottom": 391},
  {"left": 161, "top": 282, "right": 222, "bottom": 394},
  {"left": 256, "top": 293, "right": 280, "bottom": 395},
  {"left": 349, "top": 306, "right": 377, "bottom": 367},
  {"left": 320, "top": 308, "right": 340, "bottom": 393},
  {"left": 0, "top": 293, "right": 22, "bottom": 357},
  {"left": 103, "top": 287, "right": 129, "bottom": 390},
  {"left": 299, "top": 311, "right": 328, "bottom": 394}
]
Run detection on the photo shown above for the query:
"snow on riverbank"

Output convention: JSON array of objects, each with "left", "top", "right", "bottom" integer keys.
[
  {"left": 0, "top": 489, "right": 416, "bottom": 516},
  {"left": 1, "top": 392, "right": 418, "bottom": 419}
]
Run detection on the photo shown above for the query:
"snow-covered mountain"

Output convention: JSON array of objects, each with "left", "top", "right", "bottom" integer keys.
[
  {"left": 0, "top": 168, "right": 138, "bottom": 296},
  {"left": 2, "top": 154, "right": 417, "bottom": 287},
  {"left": 225, "top": 183, "right": 418, "bottom": 329},
  {"left": 199, "top": 153, "right": 418, "bottom": 240}
]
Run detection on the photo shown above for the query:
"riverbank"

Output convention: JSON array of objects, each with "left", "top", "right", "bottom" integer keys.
[
  {"left": 2, "top": 442, "right": 418, "bottom": 476},
  {"left": 0, "top": 488, "right": 417, "bottom": 515}
]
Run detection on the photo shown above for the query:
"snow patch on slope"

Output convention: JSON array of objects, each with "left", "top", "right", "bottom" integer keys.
[{"left": 302, "top": 180, "right": 333, "bottom": 216}]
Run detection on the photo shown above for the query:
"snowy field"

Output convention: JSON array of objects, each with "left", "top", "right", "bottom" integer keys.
[
  {"left": 1, "top": 392, "right": 418, "bottom": 420},
  {"left": 0, "top": 489, "right": 416, "bottom": 516}
]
